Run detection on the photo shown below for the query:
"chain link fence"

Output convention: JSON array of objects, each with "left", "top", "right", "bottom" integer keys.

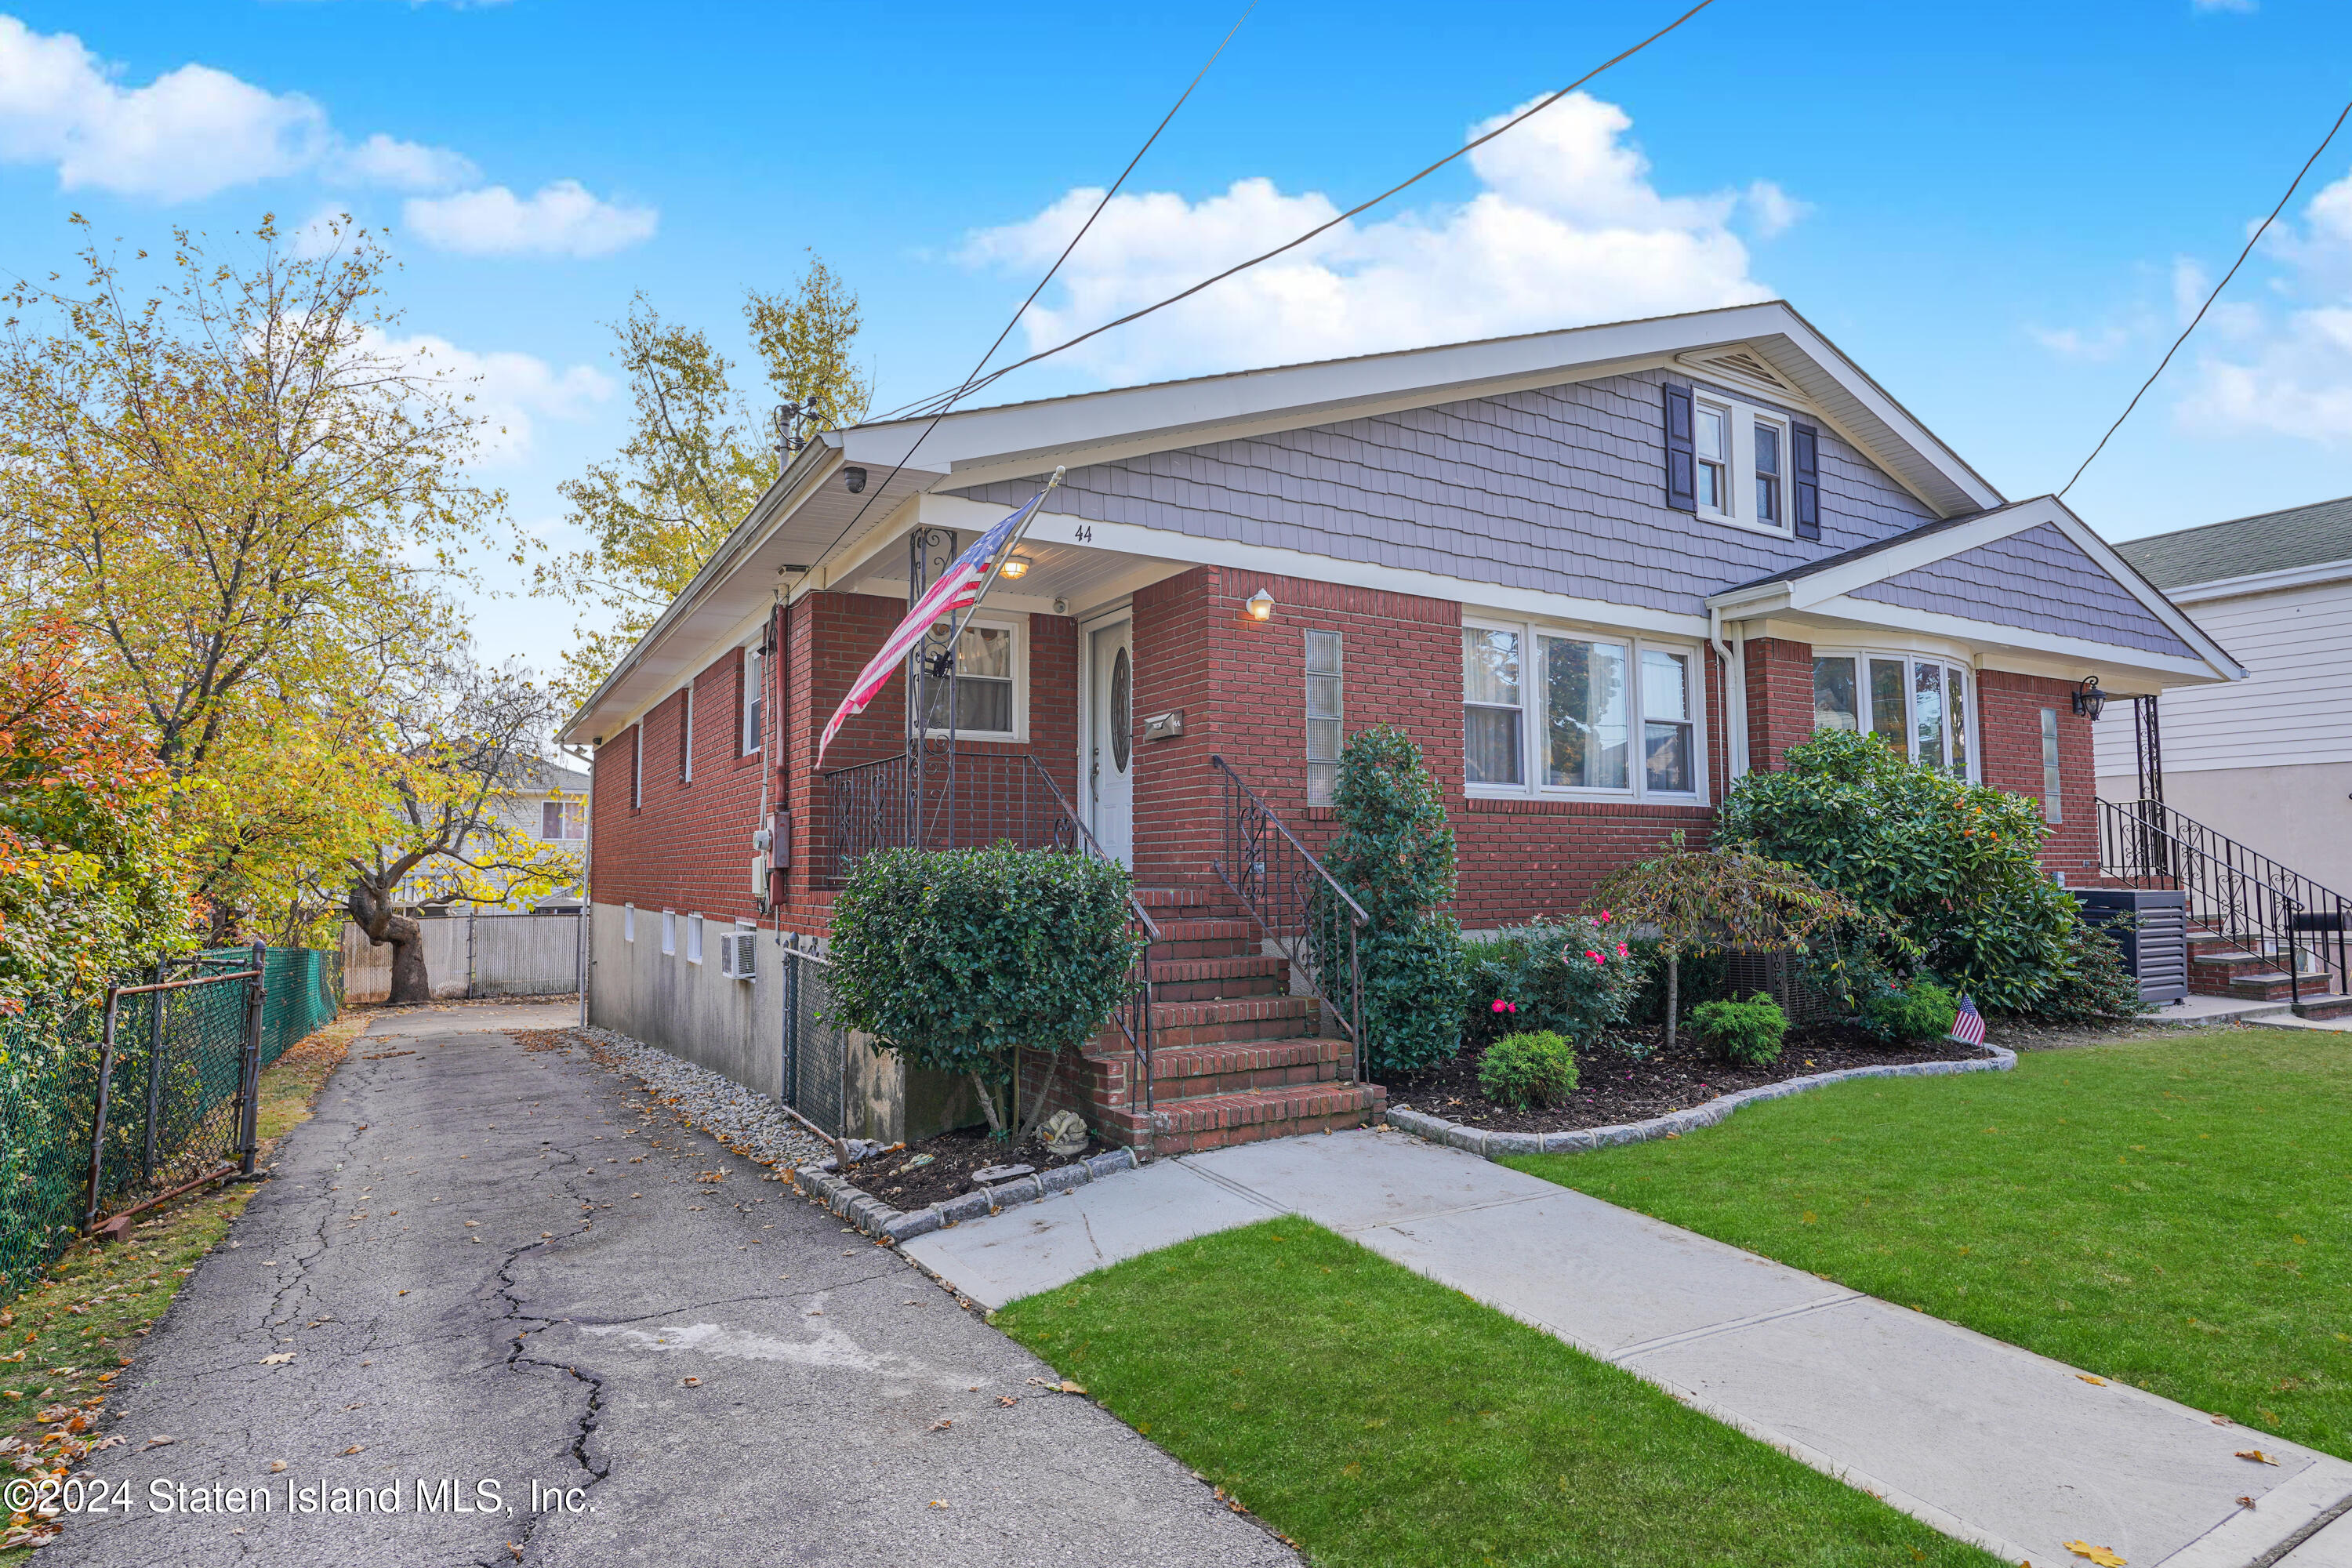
[
  {"left": 0, "top": 946, "right": 342, "bottom": 1289},
  {"left": 780, "top": 946, "right": 847, "bottom": 1137}
]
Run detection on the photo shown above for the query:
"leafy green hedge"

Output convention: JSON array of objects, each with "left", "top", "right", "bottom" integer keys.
[
  {"left": 1719, "top": 728, "right": 2144, "bottom": 1018},
  {"left": 826, "top": 845, "right": 1141, "bottom": 1133},
  {"left": 1462, "top": 915, "right": 1642, "bottom": 1053}
]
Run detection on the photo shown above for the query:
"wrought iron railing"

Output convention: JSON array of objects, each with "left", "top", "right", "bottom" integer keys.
[
  {"left": 2099, "top": 797, "right": 2350, "bottom": 1004},
  {"left": 817, "top": 750, "right": 1163, "bottom": 1136},
  {"left": 1207, "top": 756, "right": 1367, "bottom": 1053}
]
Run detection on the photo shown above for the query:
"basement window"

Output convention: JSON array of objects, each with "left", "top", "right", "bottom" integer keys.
[
  {"left": 661, "top": 909, "right": 676, "bottom": 956},
  {"left": 686, "top": 913, "right": 704, "bottom": 965},
  {"left": 623, "top": 903, "right": 635, "bottom": 943}
]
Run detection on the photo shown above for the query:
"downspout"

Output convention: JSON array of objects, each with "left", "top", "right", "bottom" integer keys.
[
  {"left": 1709, "top": 605, "right": 1750, "bottom": 782},
  {"left": 575, "top": 742, "right": 593, "bottom": 1029}
]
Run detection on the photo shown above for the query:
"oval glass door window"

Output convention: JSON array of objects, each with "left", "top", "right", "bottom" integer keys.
[{"left": 1109, "top": 648, "right": 1131, "bottom": 771}]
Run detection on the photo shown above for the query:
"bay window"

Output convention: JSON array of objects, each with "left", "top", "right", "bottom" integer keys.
[
  {"left": 1465, "top": 622, "right": 1704, "bottom": 800},
  {"left": 1812, "top": 651, "right": 1973, "bottom": 776}
]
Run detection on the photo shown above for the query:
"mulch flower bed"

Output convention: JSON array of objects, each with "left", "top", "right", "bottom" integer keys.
[
  {"left": 1385, "top": 1022, "right": 1982, "bottom": 1134},
  {"left": 855, "top": 1123, "right": 1112, "bottom": 1213}
]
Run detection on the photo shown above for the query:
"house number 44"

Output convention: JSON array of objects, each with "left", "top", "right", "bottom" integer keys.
[{"left": 1073, "top": 525, "right": 1094, "bottom": 542}]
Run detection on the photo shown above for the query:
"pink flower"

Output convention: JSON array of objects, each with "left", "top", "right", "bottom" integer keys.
[
  {"left": 1490, "top": 999, "right": 1514, "bottom": 1014},
  {"left": 1616, "top": 943, "right": 1629, "bottom": 959},
  {"left": 1584, "top": 950, "right": 1602, "bottom": 964},
  {"left": 1598, "top": 909, "right": 1611, "bottom": 923}
]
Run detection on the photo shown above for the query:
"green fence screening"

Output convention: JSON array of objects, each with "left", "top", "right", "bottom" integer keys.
[{"left": 0, "top": 947, "right": 344, "bottom": 1290}]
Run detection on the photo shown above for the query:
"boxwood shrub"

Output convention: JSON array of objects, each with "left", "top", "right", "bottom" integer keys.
[
  {"left": 1477, "top": 1030, "right": 1580, "bottom": 1109},
  {"left": 1689, "top": 992, "right": 1789, "bottom": 1065},
  {"left": 826, "top": 844, "right": 1141, "bottom": 1132}
]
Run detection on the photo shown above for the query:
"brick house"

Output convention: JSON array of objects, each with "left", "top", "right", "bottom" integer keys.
[{"left": 558, "top": 301, "right": 2240, "bottom": 1149}]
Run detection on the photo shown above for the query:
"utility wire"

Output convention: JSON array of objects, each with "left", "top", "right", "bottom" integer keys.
[
  {"left": 2060, "top": 91, "right": 2352, "bottom": 499},
  {"left": 811, "top": 2, "right": 1259, "bottom": 572},
  {"left": 887, "top": 0, "right": 1724, "bottom": 423}
]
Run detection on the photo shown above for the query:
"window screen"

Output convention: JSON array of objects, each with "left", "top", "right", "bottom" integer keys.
[{"left": 1305, "top": 630, "right": 1342, "bottom": 806}]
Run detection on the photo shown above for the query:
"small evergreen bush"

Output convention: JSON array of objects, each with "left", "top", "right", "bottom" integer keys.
[
  {"left": 1857, "top": 978, "right": 1959, "bottom": 1043},
  {"left": 827, "top": 844, "right": 1141, "bottom": 1139},
  {"left": 1689, "top": 992, "right": 1788, "bottom": 1065},
  {"left": 1321, "top": 726, "right": 1468, "bottom": 1077},
  {"left": 1461, "top": 914, "right": 1643, "bottom": 1051},
  {"left": 1477, "top": 1030, "right": 1579, "bottom": 1109}
]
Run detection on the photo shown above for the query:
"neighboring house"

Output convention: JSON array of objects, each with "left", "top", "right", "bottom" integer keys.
[
  {"left": 2097, "top": 497, "right": 2352, "bottom": 902},
  {"left": 390, "top": 757, "right": 590, "bottom": 913},
  {"left": 559, "top": 300, "right": 2239, "bottom": 1145}
]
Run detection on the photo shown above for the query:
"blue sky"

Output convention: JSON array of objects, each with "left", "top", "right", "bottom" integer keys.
[{"left": 5, "top": 0, "right": 2350, "bottom": 669}]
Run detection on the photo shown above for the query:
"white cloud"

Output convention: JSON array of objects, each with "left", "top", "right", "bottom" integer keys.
[
  {"left": 958, "top": 91, "right": 1788, "bottom": 384},
  {"left": 329, "top": 132, "right": 477, "bottom": 193},
  {"left": 2175, "top": 164, "right": 2352, "bottom": 444},
  {"left": 367, "top": 328, "right": 614, "bottom": 464},
  {"left": 2192, "top": 0, "right": 2256, "bottom": 13},
  {"left": 0, "top": 18, "right": 652, "bottom": 258},
  {"left": 0, "top": 15, "right": 328, "bottom": 200},
  {"left": 401, "top": 180, "right": 658, "bottom": 258},
  {"left": 2031, "top": 325, "right": 2133, "bottom": 362}
]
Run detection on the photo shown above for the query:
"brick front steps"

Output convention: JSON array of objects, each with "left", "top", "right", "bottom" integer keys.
[
  {"left": 1036, "top": 884, "right": 1385, "bottom": 1156},
  {"left": 2187, "top": 934, "right": 2349, "bottom": 1011}
]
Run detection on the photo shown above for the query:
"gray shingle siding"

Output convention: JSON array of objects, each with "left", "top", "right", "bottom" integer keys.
[
  {"left": 955, "top": 368, "right": 1940, "bottom": 619},
  {"left": 1849, "top": 524, "right": 2194, "bottom": 658}
]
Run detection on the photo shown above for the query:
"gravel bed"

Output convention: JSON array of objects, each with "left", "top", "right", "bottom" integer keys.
[{"left": 511, "top": 1024, "right": 832, "bottom": 1171}]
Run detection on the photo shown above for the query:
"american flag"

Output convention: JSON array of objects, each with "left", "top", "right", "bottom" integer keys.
[
  {"left": 815, "top": 487, "right": 1051, "bottom": 768},
  {"left": 1951, "top": 993, "right": 1986, "bottom": 1046}
]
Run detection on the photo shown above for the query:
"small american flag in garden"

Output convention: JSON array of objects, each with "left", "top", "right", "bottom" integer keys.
[{"left": 1951, "top": 994, "right": 1986, "bottom": 1046}]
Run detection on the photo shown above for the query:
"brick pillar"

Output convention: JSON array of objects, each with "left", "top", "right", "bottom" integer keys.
[{"left": 1742, "top": 636, "right": 1816, "bottom": 772}]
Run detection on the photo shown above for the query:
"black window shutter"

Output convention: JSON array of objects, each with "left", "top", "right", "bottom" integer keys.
[
  {"left": 1662, "top": 383, "right": 1696, "bottom": 511},
  {"left": 1791, "top": 421, "right": 1822, "bottom": 540}
]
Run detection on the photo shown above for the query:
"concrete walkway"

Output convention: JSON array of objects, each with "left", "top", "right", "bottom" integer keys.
[
  {"left": 905, "top": 1128, "right": 2352, "bottom": 1566},
  {"left": 56, "top": 1003, "right": 1291, "bottom": 1567}
]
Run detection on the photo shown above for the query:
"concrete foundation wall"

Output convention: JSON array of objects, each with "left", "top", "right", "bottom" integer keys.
[
  {"left": 2098, "top": 760, "right": 2352, "bottom": 898},
  {"left": 343, "top": 916, "right": 583, "bottom": 1004}
]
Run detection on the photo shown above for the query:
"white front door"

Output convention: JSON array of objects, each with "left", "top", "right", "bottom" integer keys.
[{"left": 1087, "top": 619, "right": 1134, "bottom": 866}]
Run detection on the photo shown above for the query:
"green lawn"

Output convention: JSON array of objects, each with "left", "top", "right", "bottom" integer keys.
[
  {"left": 1504, "top": 1028, "right": 2352, "bottom": 1461},
  {"left": 995, "top": 1219, "right": 1998, "bottom": 1567}
]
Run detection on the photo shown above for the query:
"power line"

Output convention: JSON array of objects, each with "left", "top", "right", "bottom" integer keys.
[
  {"left": 811, "top": 2, "right": 1259, "bottom": 571},
  {"left": 2060, "top": 91, "right": 2352, "bottom": 499},
  {"left": 888, "top": 0, "right": 1724, "bottom": 423}
]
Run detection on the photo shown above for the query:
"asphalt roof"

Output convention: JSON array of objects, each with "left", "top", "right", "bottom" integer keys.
[{"left": 2111, "top": 494, "right": 2352, "bottom": 589}]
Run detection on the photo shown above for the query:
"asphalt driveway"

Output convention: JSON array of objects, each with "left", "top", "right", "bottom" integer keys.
[{"left": 53, "top": 1003, "right": 1291, "bottom": 1567}]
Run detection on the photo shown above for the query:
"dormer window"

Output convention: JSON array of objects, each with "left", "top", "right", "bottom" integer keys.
[{"left": 1664, "top": 383, "right": 1820, "bottom": 542}]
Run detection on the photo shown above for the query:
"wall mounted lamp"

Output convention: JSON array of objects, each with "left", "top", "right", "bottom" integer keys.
[
  {"left": 1246, "top": 588, "right": 1276, "bottom": 622},
  {"left": 2071, "top": 675, "right": 2107, "bottom": 721},
  {"left": 999, "top": 554, "right": 1032, "bottom": 580}
]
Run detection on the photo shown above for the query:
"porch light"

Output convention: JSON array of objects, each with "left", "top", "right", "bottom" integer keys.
[
  {"left": 2071, "top": 676, "right": 2107, "bottom": 721},
  {"left": 1246, "top": 588, "right": 1275, "bottom": 622},
  {"left": 999, "top": 554, "right": 1032, "bottom": 580}
]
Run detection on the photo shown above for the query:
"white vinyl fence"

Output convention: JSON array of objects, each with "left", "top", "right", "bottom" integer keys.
[{"left": 342, "top": 913, "right": 583, "bottom": 1004}]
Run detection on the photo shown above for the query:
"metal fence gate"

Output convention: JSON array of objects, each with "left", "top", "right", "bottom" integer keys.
[{"left": 779, "top": 946, "right": 848, "bottom": 1138}]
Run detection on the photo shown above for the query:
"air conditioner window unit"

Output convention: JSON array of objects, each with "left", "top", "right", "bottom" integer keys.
[{"left": 719, "top": 930, "right": 759, "bottom": 981}]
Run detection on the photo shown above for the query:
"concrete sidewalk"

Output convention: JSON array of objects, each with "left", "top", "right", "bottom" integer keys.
[{"left": 904, "top": 1127, "right": 2352, "bottom": 1566}]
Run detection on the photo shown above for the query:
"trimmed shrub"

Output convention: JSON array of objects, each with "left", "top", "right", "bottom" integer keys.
[
  {"left": 1477, "top": 1030, "right": 1580, "bottom": 1109},
  {"left": 1322, "top": 726, "right": 1468, "bottom": 1076},
  {"left": 1461, "top": 914, "right": 1644, "bottom": 1052},
  {"left": 1689, "top": 991, "right": 1788, "bottom": 1065},
  {"left": 1857, "top": 978, "right": 1959, "bottom": 1043},
  {"left": 826, "top": 845, "right": 1141, "bottom": 1136}
]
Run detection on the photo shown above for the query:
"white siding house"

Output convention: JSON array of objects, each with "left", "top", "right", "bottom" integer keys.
[{"left": 2097, "top": 497, "right": 2352, "bottom": 894}]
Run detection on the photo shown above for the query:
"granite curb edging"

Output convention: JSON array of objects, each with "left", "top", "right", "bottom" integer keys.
[
  {"left": 789, "top": 1147, "right": 1145, "bottom": 1244},
  {"left": 1382, "top": 1039, "right": 2017, "bottom": 1159}
]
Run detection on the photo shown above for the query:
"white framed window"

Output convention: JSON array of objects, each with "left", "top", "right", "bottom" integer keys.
[
  {"left": 540, "top": 799, "right": 585, "bottom": 840},
  {"left": 623, "top": 902, "right": 636, "bottom": 943},
  {"left": 679, "top": 685, "right": 695, "bottom": 783},
  {"left": 917, "top": 616, "right": 1027, "bottom": 741},
  {"left": 1811, "top": 652, "right": 1973, "bottom": 779},
  {"left": 1694, "top": 397, "right": 1793, "bottom": 539},
  {"left": 631, "top": 724, "right": 643, "bottom": 808},
  {"left": 1463, "top": 620, "right": 1706, "bottom": 800},
  {"left": 686, "top": 913, "right": 704, "bottom": 965},
  {"left": 741, "top": 644, "right": 764, "bottom": 756},
  {"left": 1305, "top": 630, "right": 1342, "bottom": 806},
  {"left": 661, "top": 909, "right": 676, "bottom": 956}
]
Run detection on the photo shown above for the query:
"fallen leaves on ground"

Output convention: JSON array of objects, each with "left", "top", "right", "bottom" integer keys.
[
  {"left": 2236, "top": 1449, "right": 2280, "bottom": 1465},
  {"left": 2066, "top": 1542, "right": 2127, "bottom": 1566},
  {"left": 259, "top": 1353, "right": 294, "bottom": 1366},
  {"left": 2076, "top": 1374, "right": 2106, "bottom": 1386}
]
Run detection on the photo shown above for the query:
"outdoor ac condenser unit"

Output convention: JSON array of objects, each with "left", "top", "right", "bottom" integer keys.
[{"left": 718, "top": 930, "right": 759, "bottom": 982}]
